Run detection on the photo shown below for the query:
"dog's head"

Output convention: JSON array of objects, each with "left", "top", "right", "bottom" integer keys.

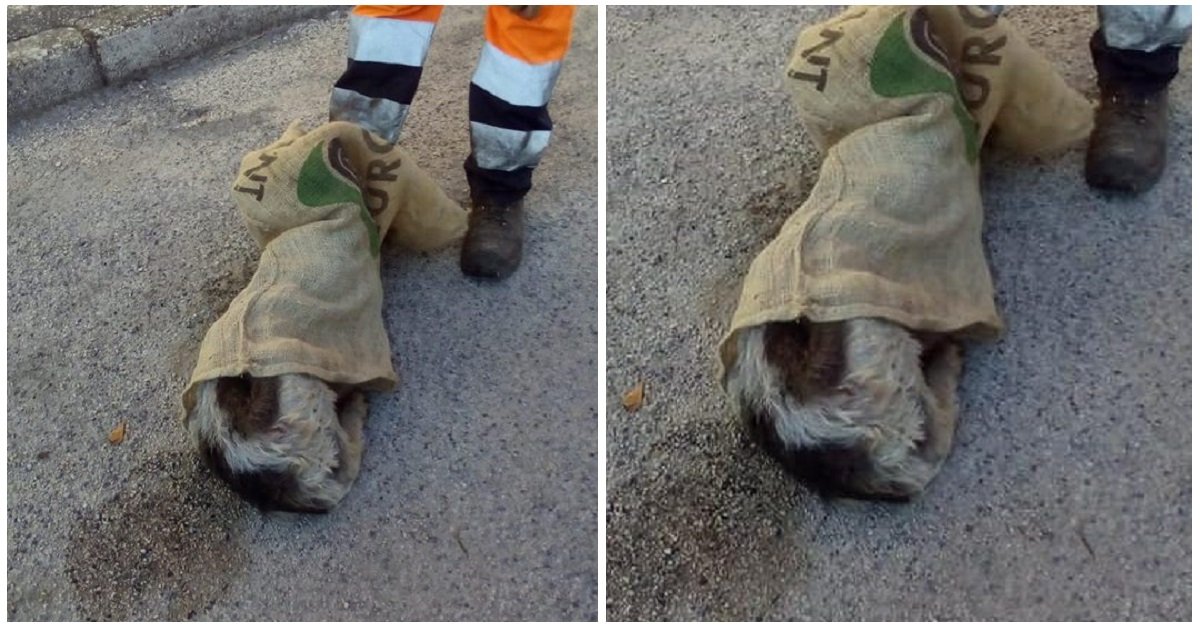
[
  {"left": 726, "top": 320, "right": 962, "bottom": 500},
  {"left": 185, "top": 374, "right": 367, "bottom": 512}
]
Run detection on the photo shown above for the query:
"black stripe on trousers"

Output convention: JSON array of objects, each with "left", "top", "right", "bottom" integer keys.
[
  {"left": 335, "top": 59, "right": 425, "bottom": 105},
  {"left": 468, "top": 83, "right": 553, "bottom": 132}
]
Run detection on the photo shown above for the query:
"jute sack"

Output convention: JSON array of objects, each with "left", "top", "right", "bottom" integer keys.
[
  {"left": 720, "top": 6, "right": 1094, "bottom": 371},
  {"left": 181, "top": 121, "right": 467, "bottom": 416}
]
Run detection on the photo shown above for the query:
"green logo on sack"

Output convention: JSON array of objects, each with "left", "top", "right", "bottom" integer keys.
[
  {"left": 869, "top": 12, "right": 979, "bottom": 164},
  {"left": 297, "top": 140, "right": 381, "bottom": 257}
]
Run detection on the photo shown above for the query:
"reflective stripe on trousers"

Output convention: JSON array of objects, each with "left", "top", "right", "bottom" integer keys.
[
  {"left": 468, "top": 40, "right": 561, "bottom": 171},
  {"left": 330, "top": 6, "right": 442, "bottom": 143},
  {"left": 468, "top": 6, "right": 573, "bottom": 203},
  {"left": 981, "top": 5, "right": 1191, "bottom": 51},
  {"left": 1099, "top": 5, "right": 1190, "bottom": 52}
]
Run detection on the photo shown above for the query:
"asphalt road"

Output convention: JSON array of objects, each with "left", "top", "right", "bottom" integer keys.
[
  {"left": 8, "top": 6, "right": 597, "bottom": 621},
  {"left": 606, "top": 6, "right": 1190, "bottom": 621}
]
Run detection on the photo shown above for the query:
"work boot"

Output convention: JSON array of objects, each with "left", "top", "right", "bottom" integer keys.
[
  {"left": 1085, "top": 29, "right": 1179, "bottom": 194},
  {"left": 460, "top": 199, "right": 524, "bottom": 279},
  {"left": 1085, "top": 84, "right": 1169, "bottom": 193}
]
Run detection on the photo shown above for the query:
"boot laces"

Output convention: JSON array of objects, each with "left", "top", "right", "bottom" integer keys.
[
  {"left": 1110, "top": 90, "right": 1156, "bottom": 124},
  {"left": 478, "top": 202, "right": 512, "bottom": 227}
]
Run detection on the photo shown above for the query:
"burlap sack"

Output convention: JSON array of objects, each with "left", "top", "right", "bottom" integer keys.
[
  {"left": 720, "top": 6, "right": 1094, "bottom": 370},
  {"left": 182, "top": 121, "right": 467, "bottom": 415}
]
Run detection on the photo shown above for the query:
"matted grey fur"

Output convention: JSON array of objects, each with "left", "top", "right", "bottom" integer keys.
[
  {"left": 185, "top": 373, "right": 367, "bottom": 512},
  {"left": 724, "top": 318, "right": 962, "bottom": 499}
]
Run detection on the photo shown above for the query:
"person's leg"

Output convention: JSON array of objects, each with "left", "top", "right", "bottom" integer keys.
[
  {"left": 460, "top": 5, "right": 575, "bottom": 279},
  {"left": 1087, "top": 5, "right": 1191, "bottom": 193},
  {"left": 329, "top": 5, "right": 444, "bottom": 144}
]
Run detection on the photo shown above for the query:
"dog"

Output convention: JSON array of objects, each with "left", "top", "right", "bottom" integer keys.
[
  {"left": 724, "top": 318, "right": 963, "bottom": 500},
  {"left": 184, "top": 374, "right": 367, "bottom": 513}
]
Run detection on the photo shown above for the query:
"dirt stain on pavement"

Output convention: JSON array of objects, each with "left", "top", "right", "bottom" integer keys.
[
  {"left": 742, "top": 177, "right": 813, "bottom": 219},
  {"left": 700, "top": 269, "right": 744, "bottom": 332},
  {"left": 700, "top": 173, "right": 822, "bottom": 329},
  {"left": 199, "top": 255, "right": 258, "bottom": 319},
  {"left": 66, "top": 451, "right": 254, "bottom": 621},
  {"left": 169, "top": 256, "right": 257, "bottom": 382},
  {"left": 607, "top": 431, "right": 809, "bottom": 621}
]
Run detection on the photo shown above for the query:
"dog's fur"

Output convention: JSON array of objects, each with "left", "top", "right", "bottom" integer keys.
[
  {"left": 185, "top": 373, "right": 367, "bottom": 512},
  {"left": 725, "top": 318, "right": 962, "bottom": 499}
]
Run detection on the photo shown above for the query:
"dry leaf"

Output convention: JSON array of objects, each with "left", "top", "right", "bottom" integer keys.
[
  {"left": 107, "top": 421, "right": 127, "bottom": 445},
  {"left": 622, "top": 382, "right": 645, "bottom": 412}
]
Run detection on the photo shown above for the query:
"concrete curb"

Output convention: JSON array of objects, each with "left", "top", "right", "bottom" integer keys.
[{"left": 8, "top": 5, "right": 341, "bottom": 118}]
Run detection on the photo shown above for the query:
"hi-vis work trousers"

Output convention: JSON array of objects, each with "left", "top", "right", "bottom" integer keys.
[
  {"left": 981, "top": 5, "right": 1190, "bottom": 94},
  {"left": 981, "top": 5, "right": 1191, "bottom": 51},
  {"left": 330, "top": 5, "right": 575, "bottom": 205}
]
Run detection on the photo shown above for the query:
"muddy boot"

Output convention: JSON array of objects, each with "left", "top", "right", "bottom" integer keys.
[
  {"left": 1085, "top": 85, "right": 1169, "bottom": 193},
  {"left": 1086, "top": 30, "right": 1179, "bottom": 194},
  {"left": 460, "top": 199, "right": 524, "bottom": 279}
]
